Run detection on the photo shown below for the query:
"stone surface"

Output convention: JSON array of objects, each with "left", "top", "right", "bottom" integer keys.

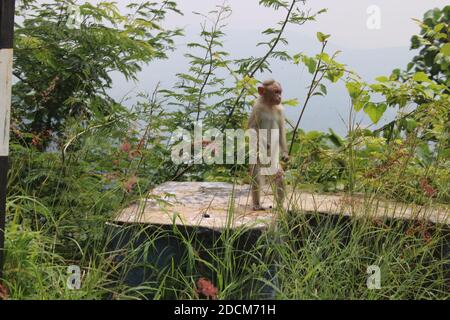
[{"left": 115, "top": 182, "right": 449, "bottom": 230}]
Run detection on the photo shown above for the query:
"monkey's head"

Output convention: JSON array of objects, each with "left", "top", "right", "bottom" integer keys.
[{"left": 258, "top": 79, "right": 282, "bottom": 106}]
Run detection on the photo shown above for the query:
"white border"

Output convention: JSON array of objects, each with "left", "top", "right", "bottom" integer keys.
[{"left": 0, "top": 49, "right": 13, "bottom": 156}]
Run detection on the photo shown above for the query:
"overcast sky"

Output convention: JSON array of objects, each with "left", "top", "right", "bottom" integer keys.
[
  {"left": 103, "top": 1, "right": 449, "bottom": 133},
  {"left": 157, "top": 0, "right": 448, "bottom": 49}
]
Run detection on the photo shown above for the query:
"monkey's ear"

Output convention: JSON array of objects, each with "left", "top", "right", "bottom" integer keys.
[{"left": 257, "top": 86, "right": 265, "bottom": 96}]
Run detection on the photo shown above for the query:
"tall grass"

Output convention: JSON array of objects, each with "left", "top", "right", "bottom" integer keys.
[
  {"left": 2, "top": 120, "right": 449, "bottom": 300},
  {"left": 5, "top": 190, "right": 448, "bottom": 299}
]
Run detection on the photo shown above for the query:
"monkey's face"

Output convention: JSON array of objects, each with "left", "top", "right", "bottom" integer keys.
[{"left": 260, "top": 83, "right": 283, "bottom": 106}]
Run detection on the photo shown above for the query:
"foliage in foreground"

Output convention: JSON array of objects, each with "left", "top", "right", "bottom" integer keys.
[{"left": 3, "top": 206, "right": 449, "bottom": 299}]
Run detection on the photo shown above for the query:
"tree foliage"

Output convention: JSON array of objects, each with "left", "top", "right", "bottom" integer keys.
[
  {"left": 409, "top": 6, "right": 450, "bottom": 87},
  {"left": 12, "top": 0, "right": 182, "bottom": 148}
]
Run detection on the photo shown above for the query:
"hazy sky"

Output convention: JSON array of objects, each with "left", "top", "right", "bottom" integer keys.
[
  {"left": 16, "top": 1, "right": 447, "bottom": 133},
  {"left": 106, "top": 1, "right": 448, "bottom": 133},
  {"left": 159, "top": 0, "right": 448, "bottom": 49}
]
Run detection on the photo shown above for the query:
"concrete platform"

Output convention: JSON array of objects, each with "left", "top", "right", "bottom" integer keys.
[{"left": 114, "top": 182, "right": 449, "bottom": 230}]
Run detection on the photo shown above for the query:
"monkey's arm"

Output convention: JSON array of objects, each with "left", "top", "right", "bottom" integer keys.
[
  {"left": 279, "top": 107, "right": 289, "bottom": 160},
  {"left": 248, "top": 104, "right": 259, "bottom": 129}
]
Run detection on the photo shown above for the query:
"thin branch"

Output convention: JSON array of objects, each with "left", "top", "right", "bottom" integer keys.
[
  {"left": 289, "top": 40, "right": 327, "bottom": 155},
  {"left": 195, "top": 7, "right": 228, "bottom": 121},
  {"left": 220, "top": 0, "right": 299, "bottom": 131}
]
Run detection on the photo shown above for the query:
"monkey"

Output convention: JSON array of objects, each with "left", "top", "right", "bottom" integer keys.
[{"left": 248, "top": 79, "right": 289, "bottom": 211}]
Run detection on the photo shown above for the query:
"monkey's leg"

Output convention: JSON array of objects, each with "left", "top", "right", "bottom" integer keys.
[
  {"left": 274, "top": 170, "right": 286, "bottom": 210},
  {"left": 250, "top": 163, "right": 265, "bottom": 211}
]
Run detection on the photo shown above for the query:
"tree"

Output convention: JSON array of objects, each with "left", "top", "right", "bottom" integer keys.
[
  {"left": 12, "top": 0, "right": 182, "bottom": 148},
  {"left": 408, "top": 6, "right": 450, "bottom": 87},
  {"left": 351, "top": 5, "right": 450, "bottom": 140}
]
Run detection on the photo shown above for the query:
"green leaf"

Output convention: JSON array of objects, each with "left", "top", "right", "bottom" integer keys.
[
  {"left": 316, "top": 52, "right": 330, "bottom": 63},
  {"left": 375, "top": 76, "right": 389, "bottom": 83},
  {"left": 327, "top": 128, "right": 343, "bottom": 147},
  {"left": 316, "top": 32, "right": 330, "bottom": 43},
  {"left": 412, "top": 72, "right": 431, "bottom": 82},
  {"left": 364, "top": 102, "right": 387, "bottom": 124},
  {"left": 301, "top": 55, "right": 317, "bottom": 74},
  {"left": 370, "top": 84, "right": 384, "bottom": 91},
  {"left": 354, "top": 94, "right": 370, "bottom": 112},
  {"left": 293, "top": 53, "right": 302, "bottom": 65},
  {"left": 440, "top": 43, "right": 450, "bottom": 56},
  {"left": 405, "top": 118, "right": 418, "bottom": 131},
  {"left": 346, "top": 82, "right": 361, "bottom": 99},
  {"left": 283, "top": 99, "right": 299, "bottom": 107},
  {"left": 354, "top": 101, "right": 364, "bottom": 112}
]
